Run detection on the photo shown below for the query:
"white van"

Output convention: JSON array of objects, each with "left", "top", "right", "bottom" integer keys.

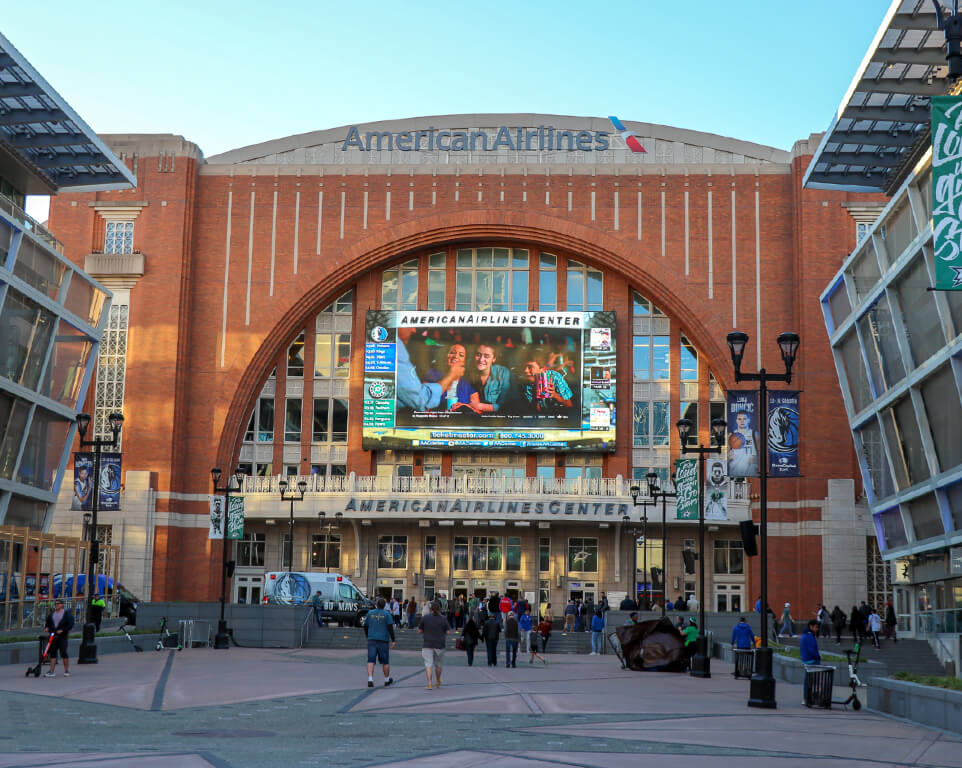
[{"left": 262, "top": 572, "right": 373, "bottom": 626}]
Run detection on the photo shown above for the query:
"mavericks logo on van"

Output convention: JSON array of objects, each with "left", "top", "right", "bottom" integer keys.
[{"left": 272, "top": 573, "right": 312, "bottom": 604}]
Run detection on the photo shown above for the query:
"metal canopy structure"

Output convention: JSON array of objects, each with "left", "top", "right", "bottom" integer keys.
[
  {"left": 0, "top": 33, "right": 135, "bottom": 194},
  {"left": 804, "top": 0, "right": 953, "bottom": 194}
]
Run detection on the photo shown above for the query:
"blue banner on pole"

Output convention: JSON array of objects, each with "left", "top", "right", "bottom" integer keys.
[
  {"left": 767, "top": 391, "right": 800, "bottom": 477},
  {"left": 72, "top": 453, "right": 93, "bottom": 511},
  {"left": 73, "top": 452, "right": 122, "bottom": 511},
  {"left": 726, "top": 391, "right": 760, "bottom": 478}
]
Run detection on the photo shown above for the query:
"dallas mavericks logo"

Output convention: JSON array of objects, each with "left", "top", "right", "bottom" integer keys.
[
  {"left": 768, "top": 406, "right": 799, "bottom": 453},
  {"left": 371, "top": 326, "right": 388, "bottom": 342}
]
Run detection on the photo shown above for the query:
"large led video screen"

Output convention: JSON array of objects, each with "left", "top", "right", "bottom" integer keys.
[{"left": 362, "top": 310, "right": 616, "bottom": 452}]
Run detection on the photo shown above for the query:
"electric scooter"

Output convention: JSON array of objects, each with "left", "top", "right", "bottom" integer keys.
[
  {"left": 26, "top": 633, "right": 55, "bottom": 677},
  {"left": 155, "top": 617, "right": 182, "bottom": 651},
  {"left": 836, "top": 641, "right": 864, "bottom": 710}
]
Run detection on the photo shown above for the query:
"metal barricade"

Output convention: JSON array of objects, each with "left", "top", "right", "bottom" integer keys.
[
  {"left": 803, "top": 665, "right": 834, "bottom": 709},
  {"left": 733, "top": 648, "right": 755, "bottom": 679},
  {"left": 178, "top": 619, "right": 212, "bottom": 649}
]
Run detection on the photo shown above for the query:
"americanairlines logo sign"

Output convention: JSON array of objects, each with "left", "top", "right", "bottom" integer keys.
[{"left": 340, "top": 117, "right": 646, "bottom": 154}]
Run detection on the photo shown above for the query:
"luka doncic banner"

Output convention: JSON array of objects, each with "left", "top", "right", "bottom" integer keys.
[
  {"left": 71, "top": 453, "right": 122, "bottom": 511},
  {"left": 932, "top": 95, "right": 962, "bottom": 290},
  {"left": 767, "top": 391, "right": 800, "bottom": 477},
  {"left": 726, "top": 391, "right": 760, "bottom": 478}
]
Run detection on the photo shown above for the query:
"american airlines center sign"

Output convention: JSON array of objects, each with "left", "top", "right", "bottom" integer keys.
[{"left": 341, "top": 116, "right": 646, "bottom": 154}]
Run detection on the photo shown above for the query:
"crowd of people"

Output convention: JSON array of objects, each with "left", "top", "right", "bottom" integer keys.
[{"left": 750, "top": 597, "right": 898, "bottom": 651}]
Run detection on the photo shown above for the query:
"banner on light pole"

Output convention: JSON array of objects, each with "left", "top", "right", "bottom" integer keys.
[
  {"left": 208, "top": 496, "right": 225, "bottom": 539},
  {"left": 227, "top": 496, "right": 245, "bottom": 540},
  {"left": 674, "top": 458, "right": 698, "bottom": 520}
]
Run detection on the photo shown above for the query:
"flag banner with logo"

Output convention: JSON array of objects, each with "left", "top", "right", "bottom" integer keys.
[
  {"left": 227, "top": 496, "right": 245, "bottom": 540},
  {"left": 71, "top": 453, "right": 122, "bottom": 511},
  {"left": 726, "top": 390, "right": 760, "bottom": 478},
  {"left": 674, "top": 458, "right": 698, "bottom": 520},
  {"left": 768, "top": 390, "right": 800, "bottom": 477},
  {"left": 932, "top": 95, "right": 962, "bottom": 290},
  {"left": 704, "top": 457, "right": 728, "bottom": 520},
  {"left": 208, "top": 495, "right": 225, "bottom": 539}
]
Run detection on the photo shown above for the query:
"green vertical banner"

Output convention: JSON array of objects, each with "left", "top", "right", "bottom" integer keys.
[
  {"left": 674, "top": 458, "right": 698, "bottom": 520},
  {"left": 932, "top": 95, "right": 962, "bottom": 289},
  {"left": 227, "top": 496, "right": 245, "bottom": 540}
]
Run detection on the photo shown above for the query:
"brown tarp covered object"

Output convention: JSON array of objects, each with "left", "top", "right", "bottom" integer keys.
[{"left": 615, "top": 618, "right": 689, "bottom": 672}]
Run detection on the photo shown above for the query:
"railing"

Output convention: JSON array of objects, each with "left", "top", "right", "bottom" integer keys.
[
  {"left": 243, "top": 473, "right": 750, "bottom": 500},
  {"left": 299, "top": 607, "right": 314, "bottom": 648},
  {"left": 917, "top": 609, "right": 962, "bottom": 636},
  {"left": 0, "top": 193, "right": 63, "bottom": 253}
]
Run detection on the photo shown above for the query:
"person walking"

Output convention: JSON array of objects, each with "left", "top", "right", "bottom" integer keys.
[
  {"left": 311, "top": 590, "right": 325, "bottom": 628},
  {"left": 499, "top": 593, "right": 513, "bottom": 628},
  {"left": 519, "top": 606, "right": 533, "bottom": 654},
  {"left": 406, "top": 597, "right": 418, "bottom": 630},
  {"left": 816, "top": 604, "right": 830, "bottom": 639},
  {"left": 619, "top": 594, "right": 637, "bottom": 611},
  {"left": 779, "top": 602, "right": 795, "bottom": 638},
  {"left": 686, "top": 594, "right": 698, "bottom": 613},
  {"left": 849, "top": 605, "right": 862, "bottom": 644},
  {"left": 590, "top": 607, "right": 605, "bottom": 655},
  {"left": 563, "top": 599, "right": 576, "bottom": 633},
  {"left": 417, "top": 600, "right": 451, "bottom": 690},
  {"left": 488, "top": 593, "right": 500, "bottom": 625},
  {"left": 44, "top": 599, "right": 74, "bottom": 677},
  {"left": 537, "top": 615, "right": 552, "bottom": 655},
  {"left": 883, "top": 600, "right": 898, "bottom": 643},
  {"left": 731, "top": 616, "right": 755, "bottom": 649},
  {"left": 542, "top": 602, "right": 553, "bottom": 623},
  {"left": 363, "top": 597, "right": 396, "bottom": 688},
  {"left": 868, "top": 607, "right": 882, "bottom": 650},
  {"left": 420, "top": 597, "right": 430, "bottom": 620},
  {"left": 830, "top": 605, "right": 847, "bottom": 644},
  {"left": 90, "top": 594, "right": 106, "bottom": 632},
  {"left": 573, "top": 600, "right": 585, "bottom": 633},
  {"left": 468, "top": 594, "right": 479, "bottom": 622},
  {"left": 482, "top": 611, "right": 501, "bottom": 667},
  {"left": 504, "top": 611, "right": 520, "bottom": 668},
  {"left": 390, "top": 597, "right": 401, "bottom": 627},
  {"left": 462, "top": 614, "right": 480, "bottom": 666}
]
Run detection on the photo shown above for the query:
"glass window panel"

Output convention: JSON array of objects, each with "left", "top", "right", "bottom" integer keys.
[
  {"left": 586, "top": 270, "right": 603, "bottom": 311},
  {"left": 284, "top": 399, "right": 301, "bottom": 443},
  {"left": 427, "top": 270, "right": 445, "bottom": 310},
  {"left": 335, "top": 291, "right": 353, "bottom": 313},
  {"left": 38, "top": 319, "right": 93, "bottom": 408},
  {"left": 652, "top": 401, "right": 669, "bottom": 446},
  {"left": 16, "top": 407, "right": 70, "bottom": 490},
  {"left": 944, "top": 288, "right": 962, "bottom": 340},
  {"left": 849, "top": 243, "right": 881, "bottom": 302},
  {"left": 455, "top": 271, "right": 473, "bottom": 310},
  {"left": 493, "top": 248, "right": 510, "bottom": 268},
  {"left": 920, "top": 365, "right": 962, "bottom": 472},
  {"left": 858, "top": 293, "right": 904, "bottom": 394},
  {"left": 476, "top": 248, "right": 493, "bottom": 268},
  {"left": 314, "top": 399, "right": 330, "bottom": 442},
  {"left": 709, "top": 401, "right": 725, "bottom": 425},
  {"left": 423, "top": 535, "right": 437, "bottom": 571},
  {"left": 827, "top": 281, "right": 851, "bottom": 328},
  {"left": 633, "top": 292, "right": 650, "bottom": 316},
  {"left": 567, "top": 269, "right": 584, "bottom": 312},
  {"left": 879, "top": 408, "right": 910, "bottom": 490},
  {"left": 381, "top": 270, "right": 398, "bottom": 308},
  {"left": 513, "top": 249, "right": 529, "bottom": 268},
  {"left": 652, "top": 336, "right": 670, "bottom": 380},
  {"left": 0, "top": 288, "right": 56, "bottom": 390},
  {"left": 428, "top": 253, "right": 445, "bottom": 268},
  {"left": 633, "top": 401, "right": 649, "bottom": 447},
  {"left": 883, "top": 201, "right": 915, "bottom": 262},
  {"left": 908, "top": 493, "right": 944, "bottom": 540},
  {"left": 63, "top": 275, "right": 107, "bottom": 327},
  {"left": 491, "top": 271, "right": 507, "bottom": 311},
  {"left": 506, "top": 537, "right": 521, "bottom": 571},
  {"left": 400, "top": 268, "right": 418, "bottom": 310},
  {"left": 334, "top": 334, "right": 351, "bottom": 378},
  {"left": 680, "top": 337, "right": 697, "bottom": 381},
  {"left": 311, "top": 534, "right": 341, "bottom": 569},
  {"left": 917, "top": 170, "right": 933, "bottom": 222},
  {"left": 837, "top": 329, "right": 871, "bottom": 413},
  {"left": 475, "top": 271, "right": 492, "bottom": 310},
  {"left": 945, "top": 482, "right": 962, "bottom": 531},
  {"left": 257, "top": 398, "right": 274, "bottom": 442},
  {"left": 244, "top": 412, "right": 255, "bottom": 443},
  {"left": 540, "top": 253, "right": 556, "bottom": 269},
  {"left": 539, "top": 537, "right": 550, "bottom": 572},
  {"left": 893, "top": 396, "right": 930, "bottom": 485},
  {"left": 0, "top": 394, "right": 27, "bottom": 479},
  {"left": 331, "top": 398, "right": 348, "bottom": 442},
  {"left": 713, "top": 541, "right": 729, "bottom": 574},
  {"left": 4, "top": 494, "right": 45, "bottom": 528},
  {"left": 314, "top": 335, "right": 332, "bottom": 377},
  {"left": 539, "top": 263, "right": 556, "bottom": 311},
  {"left": 13, "top": 239, "right": 65, "bottom": 300},
  {"left": 567, "top": 537, "right": 598, "bottom": 573},
  {"left": 681, "top": 402, "right": 698, "bottom": 445},
  {"left": 456, "top": 249, "right": 473, "bottom": 267},
  {"left": 857, "top": 418, "right": 895, "bottom": 501},
  {"left": 287, "top": 332, "right": 305, "bottom": 378},
  {"left": 454, "top": 536, "right": 468, "bottom": 571},
  {"left": 894, "top": 257, "right": 944, "bottom": 368},
  {"left": 512, "top": 270, "right": 528, "bottom": 311},
  {"left": 633, "top": 336, "right": 650, "bottom": 379},
  {"left": 877, "top": 508, "right": 907, "bottom": 550},
  {"left": 378, "top": 536, "right": 407, "bottom": 569}
]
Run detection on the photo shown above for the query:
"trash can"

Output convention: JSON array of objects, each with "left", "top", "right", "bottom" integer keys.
[
  {"left": 733, "top": 648, "right": 755, "bottom": 679},
  {"left": 803, "top": 665, "right": 834, "bottom": 709}
]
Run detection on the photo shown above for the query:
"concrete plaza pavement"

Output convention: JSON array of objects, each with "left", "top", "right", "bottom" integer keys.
[{"left": 0, "top": 646, "right": 958, "bottom": 767}]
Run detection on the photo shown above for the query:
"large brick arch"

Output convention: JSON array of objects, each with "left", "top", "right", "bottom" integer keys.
[{"left": 215, "top": 210, "right": 736, "bottom": 469}]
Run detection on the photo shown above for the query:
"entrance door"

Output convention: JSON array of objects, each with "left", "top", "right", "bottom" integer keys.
[
  {"left": 714, "top": 584, "right": 743, "bottom": 612},
  {"left": 377, "top": 586, "right": 393, "bottom": 600},
  {"left": 452, "top": 582, "right": 468, "bottom": 601},
  {"left": 234, "top": 574, "right": 263, "bottom": 604},
  {"left": 505, "top": 581, "right": 521, "bottom": 601}
]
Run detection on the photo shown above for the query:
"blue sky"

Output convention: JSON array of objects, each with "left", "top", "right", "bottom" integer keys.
[{"left": 10, "top": 0, "right": 892, "bottom": 215}]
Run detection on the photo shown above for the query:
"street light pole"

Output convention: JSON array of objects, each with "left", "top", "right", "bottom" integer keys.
[
  {"left": 727, "top": 330, "right": 800, "bottom": 711},
  {"left": 677, "top": 417, "right": 728, "bottom": 679},
  {"left": 647, "top": 472, "right": 677, "bottom": 618},
  {"left": 75, "top": 411, "right": 123, "bottom": 663},
  {"left": 278, "top": 478, "right": 307, "bottom": 573},
  {"left": 211, "top": 466, "right": 245, "bottom": 650},
  {"left": 627, "top": 487, "right": 655, "bottom": 608}
]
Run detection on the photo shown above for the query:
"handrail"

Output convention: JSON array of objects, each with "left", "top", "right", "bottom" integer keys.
[
  {"left": 299, "top": 607, "right": 314, "bottom": 648},
  {"left": 0, "top": 192, "right": 63, "bottom": 253}
]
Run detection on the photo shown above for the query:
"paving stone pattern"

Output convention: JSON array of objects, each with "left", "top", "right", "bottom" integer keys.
[{"left": 0, "top": 646, "right": 959, "bottom": 767}]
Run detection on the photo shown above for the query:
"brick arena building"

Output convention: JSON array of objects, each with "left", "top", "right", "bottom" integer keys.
[{"left": 44, "top": 115, "right": 884, "bottom": 614}]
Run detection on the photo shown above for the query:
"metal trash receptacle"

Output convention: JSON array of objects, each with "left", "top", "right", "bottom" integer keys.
[
  {"left": 733, "top": 648, "right": 755, "bottom": 679},
  {"left": 803, "top": 665, "right": 834, "bottom": 709}
]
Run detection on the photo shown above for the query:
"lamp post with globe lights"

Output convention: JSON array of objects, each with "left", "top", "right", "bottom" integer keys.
[
  {"left": 210, "top": 466, "right": 245, "bottom": 649},
  {"left": 726, "top": 330, "right": 800, "bottom": 710}
]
